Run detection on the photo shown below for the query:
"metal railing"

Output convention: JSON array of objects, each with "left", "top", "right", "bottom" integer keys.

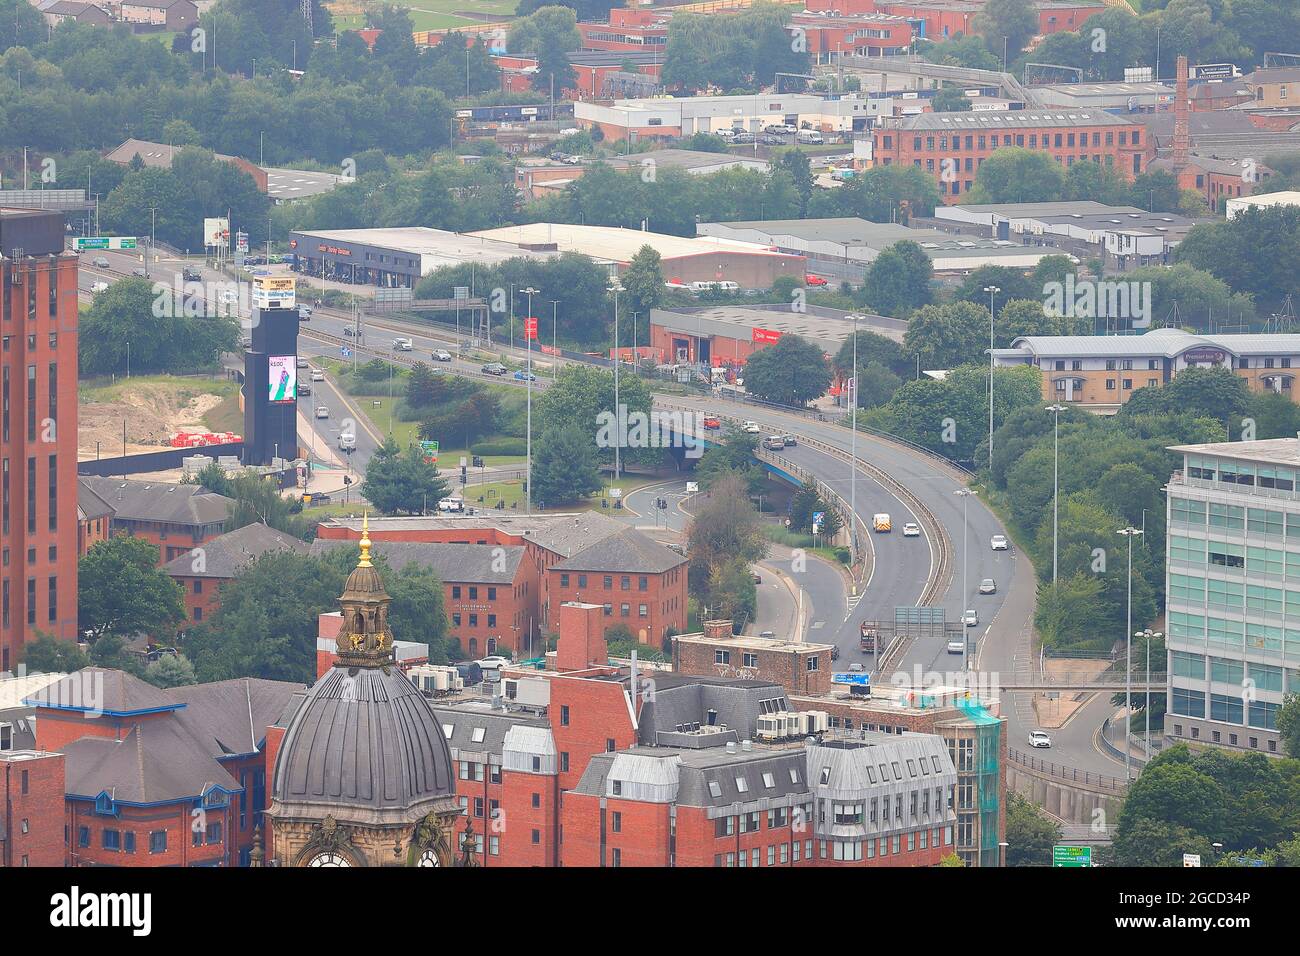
[{"left": 1007, "top": 747, "right": 1128, "bottom": 792}]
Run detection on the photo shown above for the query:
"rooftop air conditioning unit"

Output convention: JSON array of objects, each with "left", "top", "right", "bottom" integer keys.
[{"left": 756, "top": 714, "right": 786, "bottom": 741}]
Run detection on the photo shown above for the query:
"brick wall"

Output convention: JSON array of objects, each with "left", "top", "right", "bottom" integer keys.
[{"left": 0, "top": 752, "right": 64, "bottom": 867}]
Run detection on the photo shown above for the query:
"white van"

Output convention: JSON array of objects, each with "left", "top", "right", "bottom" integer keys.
[
  {"left": 689, "top": 280, "right": 740, "bottom": 293},
  {"left": 437, "top": 497, "right": 465, "bottom": 513},
  {"left": 796, "top": 129, "right": 825, "bottom": 145}
]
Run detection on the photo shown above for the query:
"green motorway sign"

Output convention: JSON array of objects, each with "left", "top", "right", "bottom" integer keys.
[
  {"left": 1052, "top": 845, "right": 1092, "bottom": 867},
  {"left": 75, "top": 236, "right": 138, "bottom": 251}
]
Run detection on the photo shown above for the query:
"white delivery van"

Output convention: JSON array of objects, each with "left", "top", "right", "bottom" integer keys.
[{"left": 796, "top": 129, "right": 825, "bottom": 145}]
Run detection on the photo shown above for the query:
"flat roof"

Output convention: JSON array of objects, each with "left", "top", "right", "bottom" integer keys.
[
  {"left": 603, "top": 149, "right": 770, "bottom": 172},
  {"left": 705, "top": 217, "right": 1056, "bottom": 259},
  {"left": 649, "top": 305, "right": 872, "bottom": 352},
  {"left": 466, "top": 222, "right": 788, "bottom": 264},
  {"left": 1169, "top": 438, "right": 1300, "bottom": 469},
  {"left": 891, "top": 108, "right": 1137, "bottom": 131},
  {"left": 944, "top": 200, "right": 1143, "bottom": 217},
  {"left": 264, "top": 167, "right": 344, "bottom": 201},
  {"left": 673, "top": 632, "right": 834, "bottom": 654},
  {"left": 291, "top": 226, "right": 550, "bottom": 267}
]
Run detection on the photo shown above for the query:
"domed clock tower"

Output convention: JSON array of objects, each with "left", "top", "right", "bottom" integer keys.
[{"left": 266, "top": 517, "right": 461, "bottom": 867}]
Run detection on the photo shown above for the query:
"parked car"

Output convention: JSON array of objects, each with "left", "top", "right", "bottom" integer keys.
[
  {"left": 990, "top": 534, "right": 1009, "bottom": 551},
  {"left": 432, "top": 349, "right": 453, "bottom": 362},
  {"left": 962, "top": 609, "right": 979, "bottom": 627},
  {"left": 702, "top": 415, "right": 721, "bottom": 429},
  {"left": 764, "top": 123, "right": 796, "bottom": 135},
  {"left": 1028, "top": 731, "right": 1052, "bottom": 749},
  {"left": 477, "top": 655, "right": 511, "bottom": 671},
  {"left": 757, "top": 134, "right": 785, "bottom": 146},
  {"left": 979, "top": 578, "right": 997, "bottom": 594},
  {"left": 902, "top": 522, "right": 921, "bottom": 537},
  {"left": 482, "top": 362, "right": 508, "bottom": 375},
  {"left": 731, "top": 132, "right": 755, "bottom": 144},
  {"left": 805, "top": 274, "right": 829, "bottom": 286}
]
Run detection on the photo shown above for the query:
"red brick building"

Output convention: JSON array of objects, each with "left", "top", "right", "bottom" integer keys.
[
  {"left": 30, "top": 668, "right": 298, "bottom": 867},
  {"left": 806, "top": 0, "right": 1105, "bottom": 41},
  {"left": 78, "top": 475, "right": 233, "bottom": 566},
  {"left": 0, "top": 749, "right": 65, "bottom": 867},
  {"left": 577, "top": 9, "right": 669, "bottom": 53},
  {"left": 0, "top": 208, "right": 81, "bottom": 671},
  {"left": 162, "top": 522, "right": 308, "bottom": 627},
  {"left": 673, "top": 621, "right": 835, "bottom": 696},
  {"left": 76, "top": 481, "right": 112, "bottom": 558},
  {"left": 872, "top": 109, "right": 1154, "bottom": 202}
]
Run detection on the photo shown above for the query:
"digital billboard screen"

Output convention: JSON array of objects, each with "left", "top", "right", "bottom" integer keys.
[{"left": 268, "top": 355, "right": 298, "bottom": 404}]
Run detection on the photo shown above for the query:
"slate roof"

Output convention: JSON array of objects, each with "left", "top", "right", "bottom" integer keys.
[
  {"left": 168, "top": 677, "right": 302, "bottom": 758},
  {"left": 161, "top": 522, "right": 308, "bottom": 579},
  {"left": 431, "top": 702, "right": 546, "bottom": 760},
  {"left": 77, "top": 480, "right": 114, "bottom": 523},
  {"left": 310, "top": 538, "right": 525, "bottom": 584},
  {"left": 894, "top": 109, "right": 1137, "bottom": 132},
  {"left": 79, "top": 476, "right": 233, "bottom": 528},
  {"left": 30, "top": 668, "right": 181, "bottom": 716},
  {"left": 552, "top": 528, "right": 687, "bottom": 575},
  {"left": 63, "top": 722, "right": 240, "bottom": 804},
  {"left": 319, "top": 511, "right": 629, "bottom": 560}
]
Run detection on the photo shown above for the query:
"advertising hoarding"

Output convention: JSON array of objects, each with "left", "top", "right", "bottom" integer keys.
[
  {"left": 203, "top": 217, "right": 230, "bottom": 248},
  {"left": 268, "top": 356, "right": 297, "bottom": 404},
  {"left": 253, "top": 274, "right": 296, "bottom": 310}
]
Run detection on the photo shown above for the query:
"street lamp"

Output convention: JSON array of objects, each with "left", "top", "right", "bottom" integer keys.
[
  {"left": 1046, "top": 404, "right": 1065, "bottom": 586},
  {"left": 609, "top": 279, "right": 624, "bottom": 481},
  {"left": 521, "top": 286, "right": 539, "bottom": 514},
  {"left": 954, "top": 488, "right": 977, "bottom": 671},
  {"left": 984, "top": 285, "right": 1000, "bottom": 468},
  {"left": 1117, "top": 526, "right": 1144, "bottom": 781},
  {"left": 550, "top": 300, "right": 559, "bottom": 354},
  {"left": 1134, "top": 628, "right": 1163, "bottom": 762},
  {"left": 847, "top": 314, "right": 862, "bottom": 577}
]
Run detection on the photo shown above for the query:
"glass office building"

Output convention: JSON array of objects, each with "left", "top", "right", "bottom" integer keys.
[{"left": 1165, "top": 440, "right": 1300, "bottom": 754}]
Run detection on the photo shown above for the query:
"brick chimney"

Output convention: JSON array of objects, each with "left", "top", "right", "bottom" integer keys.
[
  {"left": 703, "top": 619, "right": 734, "bottom": 641},
  {"left": 1173, "top": 54, "right": 1190, "bottom": 168},
  {"left": 556, "top": 602, "right": 608, "bottom": 671}
]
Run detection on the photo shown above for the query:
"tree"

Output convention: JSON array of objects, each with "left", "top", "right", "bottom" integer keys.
[
  {"left": 707, "top": 557, "right": 758, "bottom": 630},
  {"left": 1005, "top": 791, "right": 1062, "bottom": 866},
  {"left": 694, "top": 426, "right": 767, "bottom": 495},
  {"left": 191, "top": 463, "right": 314, "bottom": 540},
  {"left": 508, "top": 5, "right": 581, "bottom": 93},
  {"left": 854, "top": 362, "right": 904, "bottom": 409},
  {"left": 931, "top": 86, "right": 972, "bottom": 112},
  {"left": 144, "top": 654, "right": 198, "bottom": 688},
  {"left": 21, "top": 633, "right": 90, "bottom": 673},
  {"left": 955, "top": 265, "right": 1039, "bottom": 313},
  {"left": 741, "top": 334, "right": 832, "bottom": 407},
  {"left": 815, "top": 163, "right": 940, "bottom": 221},
  {"left": 973, "top": 0, "right": 1040, "bottom": 60},
  {"left": 78, "top": 536, "right": 185, "bottom": 640},
  {"left": 532, "top": 424, "right": 602, "bottom": 506},
  {"left": 1279, "top": 693, "right": 1300, "bottom": 758},
  {"left": 686, "top": 474, "right": 767, "bottom": 596},
  {"left": 780, "top": 149, "right": 814, "bottom": 217},
  {"left": 862, "top": 241, "right": 933, "bottom": 317},
  {"left": 937, "top": 852, "right": 966, "bottom": 867},
  {"left": 834, "top": 329, "right": 908, "bottom": 379},
  {"left": 361, "top": 437, "right": 451, "bottom": 516},
  {"left": 1173, "top": 206, "right": 1300, "bottom": 312},
  {"left": 789, "top": 480, "right": 843, "bottom": 538},
  {"left": 968, "top": 148, "right": 1067, "bottom": 204},
  {"left": 622, "top": 244, "right": 665, "bottom": 319},
  {"left": 903, "top": 301, "right": 990, "bottom": 371},
  {"left": 536, "top": 364, "right": 655, "bottom": 466}
]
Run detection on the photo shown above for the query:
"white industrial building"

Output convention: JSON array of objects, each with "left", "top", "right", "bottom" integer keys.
[
  {"left": 574, "top": 92, "right": 895, "bottom": 140},
  {"left": 1225, "top": 190, "right": 1300, "bottom": 219}
]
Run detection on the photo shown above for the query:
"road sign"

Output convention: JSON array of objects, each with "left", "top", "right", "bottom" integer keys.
[
  {"left": 75, "top": 236, "right": 137, "bottom": 251},
  {"left": 453, "top": 286, "right": 469, "bottom": 300},
  {"left": 831, "top": 672, "right": 871, "bottom": 687},
  {"left": 340, "top": 346, "right": 353, "bottom": 358},
  {"left": 1052, "top": 845, "right": 1092, "bottom": 867},
  {"left": 420, "top": 439, "right": 439, "bottom": 464},
  {"left": 1183, "top": 853, "right": 1202, "bottom": 868}
]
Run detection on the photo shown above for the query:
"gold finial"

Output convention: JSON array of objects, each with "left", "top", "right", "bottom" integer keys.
[{"left": 358, "top": 511, "right": 373, "bottom": 568}]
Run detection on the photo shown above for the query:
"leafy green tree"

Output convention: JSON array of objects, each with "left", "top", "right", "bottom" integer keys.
[
  {"left": 361, "top": 437, "right": 451, "bottom": 515},
  {"left": 191, "top": 463, "right": 314, "bottom": 539},
  {"left": 1173, "top": 206, "right": 1300, "bottom": 312},
  {"left": 1005, "top": 791, "right": 1062, "bottom": 866},
  {"left": 780, "top": 149, "right": 814, "bottom": 217},
  {"left": 854, "top": 362, "right": 903, "bottom": 409},
  {"left": 694, "top": 426, "right": 767, "bottom": 495},
  {"left": 973, "top": 0, "right": 1038, "bottom": 59},
  {"left": 1279, "top": 693, "right": 1300, "bottom": 758},
  {"left": 862, "top": 241, "right": 933, "bottom": 317},
  {"left": 509, "top": 5, "right": 581, "bottom": 92},
  {"left": 968, "top": 148, "right": 1067, "bottom": 204},
  {"left": 144, "top": 654, "right": 198, "bottom": 688},
  {"left": 622, "top": 244, "right": 665, "bottom": 319},
  {"left": 687, "top": 474, "right": 767, "bottom": 597},
  {"left": 741, "top": 334, "right": 832, "bottom": 407},
  {"left": 536, "top": 364, "right": 655, "bottom": 466},
  {"left": 78, "top": 536, "right": 185, "bottom": 640},
  {"left": 903, "top": 301, "right": 990, "bottom": 371},
  {"left": 532, "top": 424, "right": 602, "bottom": 506},
  {"left": 21, "top": 633, "right": 90, "bottom": 673},
  {"left": 922, "top": 34, "right": 1001, "bottom": 70},
  {"left": 813, "top": 163, "right": 940, "bottom": 221},
  {"left": 931, "top": 86, "right": 972, "bottom": 112},
  {"left": 834, "top": 329, "right": 908, "bottom": 379},
  {"left": 789, "top": 480, "right": 843, "bottom": 538},
  {"left": 707, "top": 557, "right": 758, "bottom": 630}
]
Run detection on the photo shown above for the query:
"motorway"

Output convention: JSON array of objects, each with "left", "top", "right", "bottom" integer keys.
[{"left": 77, "top": 247, "right": 1128, "bottom": 778}]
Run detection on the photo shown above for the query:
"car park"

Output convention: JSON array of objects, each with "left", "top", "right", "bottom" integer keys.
[
  {"left": 1028, "top": 731, "right": 1052, "bottom": 749},
  {"left": 962, "top": 609, "right": 979, "bottom": 627},
  {"left": 979, "top": 578, "right": 997, "bottom": 594},
  {"left": 990, "top": 534, "right": 1009, "bottom": 551},
  {"left": 432, "top": 349, "right": 452, "bottom": 362},
  {"left": 902, "top": 522, "right": 921, "bottom": 537}
]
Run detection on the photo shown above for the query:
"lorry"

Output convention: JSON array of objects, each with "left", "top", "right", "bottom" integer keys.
[
  {"left": 872, "top": 513, "right": 891, "bottom": 533},
  {"left": 860, "top": 621, "right": 881, "bottom": 653}
]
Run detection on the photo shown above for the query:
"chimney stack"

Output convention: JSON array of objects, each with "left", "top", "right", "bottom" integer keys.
[
  {"left": 556, "top": 602, "right": 609, "bottom": 671},
  {"left": 703, "top": 619, "right": 734, "bottom": 641},
  {"left": 1173, "top": 55, "right": 1190, "bottom": 168}
]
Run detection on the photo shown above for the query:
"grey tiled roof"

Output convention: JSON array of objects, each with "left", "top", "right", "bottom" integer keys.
[
  {"left": 161, "top": 523, "right": 308, "bottom": 579},
  {"left": 168, "top": 677, "right": 302, "bottom": 758},
  {"left": 638, "top": 676, "right": 789, "bottom": 746},
  {"left": 310, "top": 538, "right": 525, "bottom": 584},
  {"left": 552, "top": 529, "right": 687, "bottom": 574},
  {"left": 430, "top": 702, "right": 546, "bottom": 761},
  {"left": 77, "top": 480, "right": 114, "bottom": 522},
  {"left": 30, "top": 668, "right": 179, "bottom": 716},
  {"left": 895, "top": 109, "right": 1137, "bottom": 131},
  {"left": 319, "top": 511, "right": 629, "bottom": 560},
  {"left": 80, "top": 476, "right": 233, "bottom": 529},
  {"left": 63, "top": 722, "right": 241, "bottom": 804}
]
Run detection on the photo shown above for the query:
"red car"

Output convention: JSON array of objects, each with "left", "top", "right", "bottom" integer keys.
[
  {"left": 805, "top": 274, "right": 829, "bottom": 286},
  {"left": 702, "top": 416, "right": 721, "bottom": 429}
]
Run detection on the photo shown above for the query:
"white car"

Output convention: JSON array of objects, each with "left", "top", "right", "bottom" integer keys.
[
  {"left": 432, "top": 349, "right": 453, "bottom": 362},
  {"left": 315, "top": 406, "right": 329, "bottom": 419},
  {"left": 902, "top": 522, "right": 921, "bottom": 537},
  {"left": 946, "top": 640, "right": 965, "bottom": 655},
  {"left": 476, "top": 655, "right": 511, "bottom": 671},
  {"left": 310, "top": 369, "right": 324, "bottom": 382},
  {"left": 1028, "top": 731, "right": 1052, "bottom": 749},
  {"left": 979, "top": 578, "right": 997, "bottom": 594},
  {"left": 742, "top": 421, "right": 760, "bottom": 434},
  {"left": 962, "top": 609, "right": 979, "bottom": 627},
  {"left": 990, "top": 534, "right": 1009, "bottom": 551},
  {"left": 392, "top": 337, "right": 413, "bottom": 351},
  {"left": 337, "top": 433, "right": 356, "bottom": 452}
]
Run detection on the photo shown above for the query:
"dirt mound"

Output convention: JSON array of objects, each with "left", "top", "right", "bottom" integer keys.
[{"left": 78, "top": 380, "right": 228, "bottom": 459}]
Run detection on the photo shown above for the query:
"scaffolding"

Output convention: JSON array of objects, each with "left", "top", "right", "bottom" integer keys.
[{"left": 958, "top": 698, "right": 1003, "bottom": 868}]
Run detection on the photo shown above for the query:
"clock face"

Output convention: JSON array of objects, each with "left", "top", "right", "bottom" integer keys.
[
  {"left": 419, "top": 848, "right": 440, "bottom": 867},
  {"left": 308, "top": 852, "right": 351, "bottom": 867}
]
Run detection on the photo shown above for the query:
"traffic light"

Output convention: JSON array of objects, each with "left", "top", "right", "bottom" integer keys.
[{"left": 343, "top": 475, "right": 353, "bottom": 485}]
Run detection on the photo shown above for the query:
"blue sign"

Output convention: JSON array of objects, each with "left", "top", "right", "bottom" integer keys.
[
  {"left": 340, "top": 346, "right": 352, "bottom": 358},
  {"left": 832, "top": 672, "right": 871, "bottom": 686}
]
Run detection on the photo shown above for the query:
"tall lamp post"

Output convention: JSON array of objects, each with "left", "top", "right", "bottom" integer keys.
[
  {"left": 550, "top": 300, "right": 559, "bottom": 354},
  {"left": 521, "top": 286, "right": 539, "bottom": 514},
  {"left": 984, "top": 285, "right": 1000, "bottom": 469},
  {"left": 955, "top": 488, "right": 977, "bottom": 671},
  {"left": 609, "top": 279, "right": 623, "bottom": 481},
  {"left": 1117, "top": 526, "right": 1143, "bottom": 781},
  {"left": 847, "top": 314, "right": 862, "bottom": 576},
  {"left": 1134, "top": 628, "right": 1163, "bottom": 762},
  {"left": 1046, "top": 403, "right": 1065, "bottom": 586}
]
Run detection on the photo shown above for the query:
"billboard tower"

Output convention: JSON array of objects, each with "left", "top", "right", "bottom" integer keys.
[{"left": 243, "top": 275, "right": 302, "bottom": 465}]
